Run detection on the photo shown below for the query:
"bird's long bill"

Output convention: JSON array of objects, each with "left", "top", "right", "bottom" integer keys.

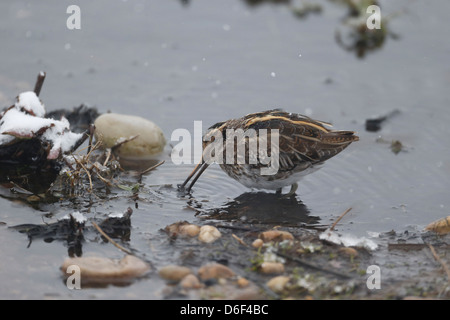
[{"left": 180, "top": 161, "right": 210, "bottom": 192}]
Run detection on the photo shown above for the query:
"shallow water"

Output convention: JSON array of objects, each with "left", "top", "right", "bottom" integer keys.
[{"left": 1, "top": 0, "right": 450, "bottom": 299}]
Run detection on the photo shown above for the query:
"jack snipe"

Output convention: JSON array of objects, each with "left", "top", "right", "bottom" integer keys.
[{"left": 180, "top": 109, "right": 359, "bottom": 196}]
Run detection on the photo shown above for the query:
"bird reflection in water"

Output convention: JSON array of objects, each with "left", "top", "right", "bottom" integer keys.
[{"left": 194, "top": 192, "right": 320, "bottom": 227}]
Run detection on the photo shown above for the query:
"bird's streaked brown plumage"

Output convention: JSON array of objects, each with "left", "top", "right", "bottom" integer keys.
[{"left": 180, "top": 109, "right": 359, "bottom": 195}]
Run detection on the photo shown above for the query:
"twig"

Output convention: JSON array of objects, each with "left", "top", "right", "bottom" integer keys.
[
  {"left": 95, "top": 172, "right": 112, "bottom": 186},
  {"left": 111, "top": 135, "right": 139, "bottom": 152},
  {"left": 232, "top": 233, "right": 247, "bottom": 246},
  {"left": 140, "top": 160, "right": 165, "bottom": 175},
  {"left": 103, "top": 149, "right": 111, "bottom": 167},
  {"left": 74, "top": 157, "right": 93, "bottom": 191},
  {"left": 428, "top": 243, "right": 450, "bottom": 282},
  {"left": 277, "top": 251, "right": 352, "bottom": 279},
  {"left": 92, "top": 221, "right": 133, "bottom": 255},
  {"left": 34, "top": 71, "right": 46, "bottom": 96},
  {"left": 70, "top": 130, "right": 90, "bottom": 154},
  {"left": 86, "top": 124, "right": 96, "bottom": 155},
  {"left": 330, "top": 207, "right": 352, "bottom": 231}
]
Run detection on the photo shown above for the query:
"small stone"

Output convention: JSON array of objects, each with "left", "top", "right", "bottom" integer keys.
[
  {"left": 425, "top": 216, "right": 450, "bottom": 235},
  {"left": 27, "top": 195, "right": 41, "bottom": 202},
  {"left": 266, "top": 276, "right": 290, "bottom": 293},
  {"left": 180, "top": 274, "right": 203, "bottom": 289},
  {"left": 252, "top": 238, "right": 264, "bottom": 248},
  {"left": 198, "top": 263, "right": 235, "bottom": 280},
  {"left": 94, "top": 113, "right": 166, "bottom": 159},
  {"left": 259, "top": 230, "right": 294, "bottom": 242},
  {"left": 164, "top": 221, "right": 200, "bottom": 238},
  {"left": 260, "top": 262, "right": 285, "bottom": 274},
  {"left": 338, "top": 247, "right": 358, "bottom": 258},
  {"left": 158, "top": 265, "right": 192, "bottom": 282},
  {"left": 180, "top": 224, "right": 200, "bottom": 237},
  {"left": 61, "top": 255, "right": 150, "bottom": 284},
  {"left": 236, "top": 277, "right": 250, "bottom": 288},
  {"left": 198, "top": 225, "right": 221, "bottom": 243}
]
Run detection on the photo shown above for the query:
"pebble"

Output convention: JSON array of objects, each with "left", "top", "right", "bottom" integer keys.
[
  {"left": 252, "top": 238, "right": 264, "bottom": 248},
  {"left": 236, "top": 277, "right": 250, "bottom": 288},
  {"left": 94, "top": 113, "right": 166, "bottom": 159},
  {"left": 180, "top": 224, "right": 201, "bottom": 237},
  {"left": 61, "top": 255, "right": 150, "bottom": 284},
  {"left": 180, "top": 274, "right": 203, "bottom": 289},
  {"left": 259, "top": 230, "right": 294, "bottom": 242},
  {"left": 198, "top": 225, "right": 221, "bottom": 243},
  {"left": 165, "top": 221, "right": 200, "bottom": 238},
  {"left": 266, "top": 276, "right": 290, "bottom": 293},
  {"left": 158, "top": 265, "right": 193, "bottom": 282},
  {"left": 425, "top": 216, "right": 450, "bottom": 235},
  {"left": 260, "top": 262, "right": 285, "bottom": 274},
  {"left": 198, "top": 263, "right": 235, "bottom": 280},
  {"left": 338, "top": 247, "right": 358, "bottom": 258}
]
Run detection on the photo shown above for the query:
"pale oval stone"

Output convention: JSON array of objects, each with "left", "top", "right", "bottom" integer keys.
[
  {"left": 266, "top": 276, "right": 290, "bottom": 293},
  {"left": 236, "top": 277, "right": 250, "bottom": 288},
  {"left": 180, "top": 224, "right": 201, "bottom": 237},
  {"left": 158, "top": 265, "right": 193, "bottom": 282},
  {"left": 61, "top": 255, "right": 150, "bottom": 283},
  {"left": 260, "top": 262, "right": 285, "bottom": 274},
  {"left": 252, "top": 238, "right": 264, "bottom": 248},
  {"left": 165, "top": 221, "right": 200, "bottom": 238},
  {"left": 198, "top": 225, "right": 221, "bottom": 243},
  {"left": 198, "top": 263, "right": 235, "bottom": 280},
  {"left": 180, "top": 274, "right": 203, "bottom": 289},
  {"left": 259, "top": 230, "right": 294, "bottom": 242},
  {"left": 94, "top": 113, "right": 166, "bottom": 159}
]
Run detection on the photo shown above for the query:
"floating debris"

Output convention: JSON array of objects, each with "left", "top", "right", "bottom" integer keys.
[
  {"left": 390, "top": 140, "right": 404, "bottom": 155},
  {"left": 334, "top": 0, "right": 398, "bottom": 58},
  {"left": 60, "top": 211, "right": 87, "bottom": 224},
  {"left": 365, "top": 109, "right": 400, "bottom": 132},
  {"left": 0, "top": 91, "right": 86, "bottom": 164},
  {"left": 11, "top": 212, "right": 86, "bottom": 256},
  {"left": 319, "top": 229, "right": 378, "bottom": 250},
  {"left": 46, "top": 104, "right": 100, "bottom": 133},
  {"left": 375, "top": 137, "right": 407, "bottom": 154},
  {"left": 291, "top": 2, "right": 322, "bottom": 19}
]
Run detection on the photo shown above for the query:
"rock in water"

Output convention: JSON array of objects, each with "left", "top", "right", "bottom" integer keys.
[
  {"left": 158, "top": 265, "right": 193, "bottom": 282},
  {"left": 61, "top": 255, "right": 150, "bottom": 286},
  {"left": 94, "top": 113, "right": 166, "bottom": 159}
]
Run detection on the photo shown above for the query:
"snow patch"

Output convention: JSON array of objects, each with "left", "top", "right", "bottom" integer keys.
[
  {"left": 319, "top": 229, "right": 378, "bottom": 250},
  {"left": 60, "top": 211, "right": 87, "bottom": 223},
  {"left": 15, "top": 91, "right": 46, "bottom": 117},
  {"left": 0, "top": 91, "right": 83, "bottom": 160}
]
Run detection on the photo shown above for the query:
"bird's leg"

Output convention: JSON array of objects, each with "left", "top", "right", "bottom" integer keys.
[{"left": 282, "top": 183, "right": 298, "bottom": 198}]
